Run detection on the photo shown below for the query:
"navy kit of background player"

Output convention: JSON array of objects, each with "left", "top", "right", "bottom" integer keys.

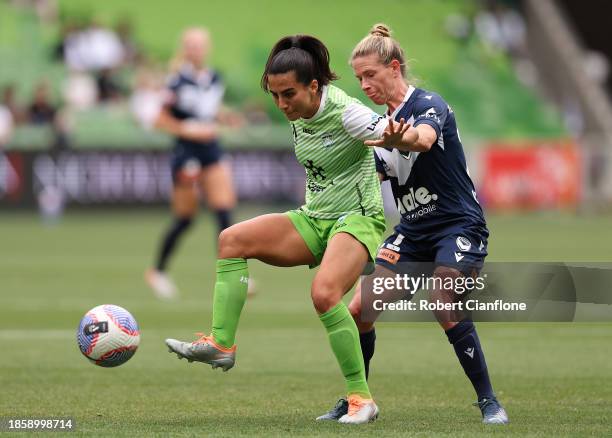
[
  {"left": 146, "top": 27, "right": 240, "bottom": 299},
  {"left": 317, "top": 24, "right": 509, "bottom": 425}
]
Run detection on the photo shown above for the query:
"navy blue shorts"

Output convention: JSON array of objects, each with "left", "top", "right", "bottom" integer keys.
[
  {"left": 170, "top": 141, "right": 224, "bottom": 184},
  {"left": 375, "top": 223, "right": 488, "bottom": 277}
]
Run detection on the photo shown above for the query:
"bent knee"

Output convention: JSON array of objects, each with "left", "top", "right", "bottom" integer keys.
[
  {"left": 348, "top": 299, "right": 361, "bottom": 321},
  {"left": 311, "top": 278, "right": 344, "bottom": 314},
  {"left": 218, "top": 225, "right": 247, "bottom": 258}
]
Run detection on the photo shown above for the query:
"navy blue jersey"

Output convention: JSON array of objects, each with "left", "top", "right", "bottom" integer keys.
[
  {"left": 166, "top": 64, "right": 224, "bottom": 148},
  {"left": 374, "top": 86, "right": 487, "bottom": 242}
]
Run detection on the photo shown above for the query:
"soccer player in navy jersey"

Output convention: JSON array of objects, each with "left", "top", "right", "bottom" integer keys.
[
  {"left": 317, "top": 24, "right": 508, "bottom": 425},
  {"left": 145, "top": 27, "right": 241, "bottom": 299}
]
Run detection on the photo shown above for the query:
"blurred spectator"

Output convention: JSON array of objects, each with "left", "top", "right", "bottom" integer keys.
[
  {"left": 130, "top": 68, "right": 165, "bottom": 130},
  {"left": 0, "top": 104, "right": 14, "bottom": 147},
  {"left": 473, "top": 1, "right": 538, "bottom": 87},
  {"left": 445, "top": 13, "right": 473, "bottom": 46},
  {"left": 28, "top": 80, "right": 57, "bottom": 124},
  {"left": 60, "top": 18, "right": 127, "bottom": 103},
  {"left": 2, "top": 85, "right": 26, "bottom": 125},
  {"left": 63, "top": 19, "right": 125, "bottom": 72},
  {"left": 63, "top": 72, "right": 98, "bottom": 110},
  {"left": 28, "top": 80, "right": 70, "bottom": 149},
  {"left": 474, "top": 1, "right": 527, "bottom": 56},
  {"left": 96, "top": 69, "right": 125, "bottom": 102}
]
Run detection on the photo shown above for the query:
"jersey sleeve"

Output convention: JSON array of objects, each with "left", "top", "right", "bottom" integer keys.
[
  {"left": 341, "top": 103, "right": 387, "bottom": 142},
  {"left": 210, "top": 71, "right": 226, "bottom": 99},
  {"left": 373, "top": 149, "right": 390, "bottom": 180},
  {"left": 412, "top": 94, "right": 448, "bottom": 140}
]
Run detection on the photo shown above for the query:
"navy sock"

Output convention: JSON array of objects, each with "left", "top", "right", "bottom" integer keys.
[
  {"left": 359, "top": 329, "right": 376, "bottom": 380},
  {"left": 155, "top": 217, "right": 193, "bottom": 271},
  {"left": 215, "top": 209, "right": 232, "bottom": 234},
  {"left": 445, "top": 319, "right": 494, "bottom": 400}
]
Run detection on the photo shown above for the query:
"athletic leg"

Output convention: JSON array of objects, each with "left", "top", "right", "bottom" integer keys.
[
  {"left": 158, "top": 183, "right": 198, "bottom": 270},
  {"left": 166, "top": 214, "right": 315, "bottom": 368},
  {"left": 146, "top": 182, "right": 198, "bottom": 298},
  {"left": 199, "top": 161, "right": 236, "bottom": 234},
  {"left": 311, "top": 232, "right": 378, "bottom": 424},
  {"left": 431, "top": 265, "right": 507, "bottom": 424}
]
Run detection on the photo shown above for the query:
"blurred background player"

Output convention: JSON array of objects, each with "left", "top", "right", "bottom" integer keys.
[
  {"left": 317, "top": 24, "right": 508, "bottom": 424},
  {"left": 165, "top": 34, "right": 399, "bottom": 424},
  {"left": 145, "top": 27, "right": 239, "bottom": 299}
]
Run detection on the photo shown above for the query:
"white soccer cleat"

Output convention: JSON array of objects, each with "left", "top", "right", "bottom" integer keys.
[
  {"left": 165, "top": 333, "right": 236, "bottom": 371},
  {"left": 145, "top": 268, "right": 178, "bottom": 300},
  {"left": 338, "top": 395, "right": 379, "bottom": 424}
]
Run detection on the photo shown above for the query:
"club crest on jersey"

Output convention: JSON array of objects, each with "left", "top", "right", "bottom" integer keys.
[
  {"left": 456, "top": 236, "right": 471, "bottom": 252},
  {"left": 321, "top": 132, "right": 334, "bottom": 147},
  {"left": 419, "top": 107, "right": 440, "bottom": 123}
]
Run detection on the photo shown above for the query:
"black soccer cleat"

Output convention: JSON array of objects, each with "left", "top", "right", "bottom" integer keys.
[
  {"left": 316, "top": 398, "right": 349, "bottom": 421},
  {"left": 474, "top": 397, "right": 509, "bottom": 424}
]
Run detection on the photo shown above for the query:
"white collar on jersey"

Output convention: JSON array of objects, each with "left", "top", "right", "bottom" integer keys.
[
  {"left": 301, "top": 85, "right": 328, "bottom": 122},
  {"left": 387, "top": 85, "right": 416, "bottom": 120}
]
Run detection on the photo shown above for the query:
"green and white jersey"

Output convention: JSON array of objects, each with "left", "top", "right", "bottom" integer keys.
[{"left": 291, "top": 85, "right": 387, "bottom": 219}]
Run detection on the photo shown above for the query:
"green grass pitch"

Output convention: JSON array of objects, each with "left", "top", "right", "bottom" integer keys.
[{"left": 1, "top": 208, "right": 611, "bottom": 436}]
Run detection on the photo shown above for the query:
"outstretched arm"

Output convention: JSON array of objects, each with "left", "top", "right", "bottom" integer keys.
[{"left": 364, "top": 118, "right": 436, "bottom": 152}]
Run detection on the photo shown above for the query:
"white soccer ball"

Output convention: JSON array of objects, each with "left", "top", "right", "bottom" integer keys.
[{"left": 77, "top": 304, "right": 140, "bottom": 367}]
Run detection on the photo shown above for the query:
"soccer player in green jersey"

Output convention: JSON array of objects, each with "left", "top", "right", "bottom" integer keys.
[{"left": 165, "top": 34, "right": 400, "bottom": 424}]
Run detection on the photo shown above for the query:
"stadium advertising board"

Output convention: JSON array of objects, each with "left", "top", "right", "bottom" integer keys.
[
  {"left": 0, "top": 149, "right": 305, "bottom": 207},
  {"left": 479, "top": 140, "right": 582, "bottom": 210}
]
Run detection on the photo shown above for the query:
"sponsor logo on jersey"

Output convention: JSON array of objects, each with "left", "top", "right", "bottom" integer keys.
[
  {"left": 367, "top": 114, "right": 385, "bottom": 132},
  {"left": 456, "top": 236, "right": 471, "bottom": 252},
  {"left": 321, "top": 132, "right": 334, "bottom": 147},
  {"left": 396, "top": 186, "right": 438, "bottom": 215},
  {"left": 377, "top": 248, "right": 399, "bottom": 264},
  {"left": 302, "top": 127, "right": 315, "bottom": 135},
  {"left": 455, "top": 252, "right": 465, "bottom": 262}
]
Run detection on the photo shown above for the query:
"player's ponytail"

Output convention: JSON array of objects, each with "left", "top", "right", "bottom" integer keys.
[
  {"left": 351, "top": 23, "right": 408, "bottom": 78},
  {"left": 261, "top": 35, "right": 338, "bottom": 92}
]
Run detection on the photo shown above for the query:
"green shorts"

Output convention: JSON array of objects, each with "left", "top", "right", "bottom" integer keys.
[{"left": 286, "top": 209, "right": 386, "bottom": 268}]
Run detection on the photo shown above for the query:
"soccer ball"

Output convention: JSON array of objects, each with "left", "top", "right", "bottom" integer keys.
[{"left": 77, "top": 304, "right": 140, "bottom": 367}]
